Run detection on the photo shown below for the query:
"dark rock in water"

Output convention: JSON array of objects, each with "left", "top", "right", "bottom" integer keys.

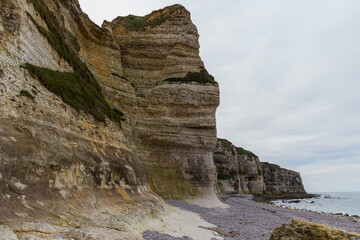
[
  {"left": 289, "top": 200, "right": 301, "bottom": 203},
  {"left": 311, "top": 201, "right": 315, "bottom": 203}
]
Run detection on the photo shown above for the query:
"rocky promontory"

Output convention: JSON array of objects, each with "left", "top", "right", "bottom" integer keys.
[{"left": 214, "top": 138, "right": 306, "bottom": 195}]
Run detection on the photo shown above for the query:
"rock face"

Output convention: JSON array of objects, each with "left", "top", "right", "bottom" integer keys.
[
  {"left": 0, "top": 0, "right": 219, "bottom": 238},
  {"left": 214, "top": 139, "right": 305, "bottom": 195},
  {"left": 101, "top": 5, "right": 220, "bottom": 200},
  {"left": 271, "top": 218, "right": 360, "bottom": 240}
]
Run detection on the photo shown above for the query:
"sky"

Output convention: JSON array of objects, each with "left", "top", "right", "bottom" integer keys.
[{"left": 79, "top": 0, "right": 360, "bottom": 193}]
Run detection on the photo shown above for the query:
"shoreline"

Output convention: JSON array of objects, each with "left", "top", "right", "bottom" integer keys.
[
  {"left": 143, "top": 195, "right": 360, "bottom": 240},
  {"left": 252, "top": 192, "right": 319, "bottom": 204}
]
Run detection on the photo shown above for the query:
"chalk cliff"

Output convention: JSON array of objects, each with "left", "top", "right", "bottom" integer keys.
[
  {"left": 0, "top": 0, "right": 219, "bottom": 238},
  {"left": 214, "top": 139, "right": 305, "bottom": 195}
]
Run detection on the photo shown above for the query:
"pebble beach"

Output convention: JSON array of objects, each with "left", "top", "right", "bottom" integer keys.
[{"left": 143, "top": 196, "right": 360, "bottom": 240}]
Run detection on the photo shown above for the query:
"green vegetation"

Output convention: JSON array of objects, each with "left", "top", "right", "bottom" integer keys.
[
  {"left": 122, "top": 4, "right": 183, "bottom": 31},
  {"left": 236, "top": 147, "right": 258, "bottom": 159},
  {"left": 218, "top": 138, "right": 236, "bottom": 156},
  {"left": 53, "top": 0, "right": 60, "bottom": 9},
  {"left": 0, "top": 69, "right": 3, "bottom": 77},
  {"left": 262, "top": 162, "right": 284, "bottom": 172},
  {"left": 217, "top": 173, "right": 231, "bottom": 180},
  {"left": 66, "top": 30, "right": 80, "bottom": 52},
  {"left": 164, "top": 68, "right": 218, "bottom": 85},
  {"left": 20, "top": 90, "right": 35, "bottom": 100},
  {"left": 24, "top": 64, "right": 124, "bottom": 123},
  {"left": 214, "top": 151, "right": 226, "bottom": 156},
  {"left": 26, "top": 0, "right": 124, "bottom": 125}
]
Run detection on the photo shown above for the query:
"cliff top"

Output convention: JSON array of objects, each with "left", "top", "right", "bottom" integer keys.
[{"left": 106, "top": 4, "right": 188, "bottom": 31}]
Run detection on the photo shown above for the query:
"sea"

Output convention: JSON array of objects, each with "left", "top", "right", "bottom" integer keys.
[{"left": 272, "top": 192, "right": 360, "bottom": 216}]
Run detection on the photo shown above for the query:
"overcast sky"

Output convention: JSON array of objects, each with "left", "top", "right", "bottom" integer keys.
[{"left": 79, "top": 0, "right": 360, "bottom": 193}]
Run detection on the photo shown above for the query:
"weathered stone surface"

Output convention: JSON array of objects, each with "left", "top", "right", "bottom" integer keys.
[
  {"left": 262, "top": 162, "right": 304, "bottom": 194},
  {"left": 214, "top": 138, "right": 305, "bottom": 195},
  {"left": 100, "top": 4, "right": 220, "bottom": 200},
  {"left": 271, "top": 218, "right": 360, "bottom": 240},
  {"left": 0, "top": 0, "right": 221, "bottom": 237},
  {"left": 0, "top": 225, "right": 18, "bottom": 240}
]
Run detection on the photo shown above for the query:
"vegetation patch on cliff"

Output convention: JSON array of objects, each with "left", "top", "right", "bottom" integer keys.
[
  {"left": 164, "top": 68, "right": 218, "bottom": 85},
  {"left": 236, "top": 147, "right": 258, "bottom": 159},
  {"left": 24, "top": 64, "right": 124, "bottom": 123},
  {"left": 262, "top": 162, "right": 285, "bottom": 172},
  {"left": 26, "top": 0, "right": 124, "bottom": 124},
  {"left": 20, "top": 90, "right": 35, "bottom": 100},
  {"left": 218, "top": 173, "right": 232, "bottom": 180},
  {"left": 121, "top": 4, "right": 183, "bottom": 31}
]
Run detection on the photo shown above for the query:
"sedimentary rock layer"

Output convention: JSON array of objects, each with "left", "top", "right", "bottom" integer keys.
[
  {"left": 0, "top": 0, "right": 220, "bottom": 237},
  {"left": 213, "top": 138, "right": 305, "bottom": 195},
  {"left": 101, "top": 5, "right": 220, "bottom": 200}
]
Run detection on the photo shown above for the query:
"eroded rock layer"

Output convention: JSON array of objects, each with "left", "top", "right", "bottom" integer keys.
[
  {"left": 214, "top": 139, "right": 305, "bottom": 195},
  {"left": 0, "top": 0, "right": 219, "bottom": 238},
  {"left": 101, "top": 5, "right": 220, "bottom": 200}
]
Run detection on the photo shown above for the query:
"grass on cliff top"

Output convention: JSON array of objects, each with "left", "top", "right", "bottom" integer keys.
[
  {"left": 262, "top": 162, "right": 286, "bottom": 172},
  {"left": 218, "top": 138, "right": 236, "bottom": 156},
  {"left": 164, "top": 68, "right": 218, "bottom": 85},
  {"left": 236, "top": 147, "right": 258, "bottom": 159},
  {"left": 122, "top": 4, "right": 184, "bottom": 31},
  {"left": 26, "top": 0, "right": 124, "bottom": 125}
]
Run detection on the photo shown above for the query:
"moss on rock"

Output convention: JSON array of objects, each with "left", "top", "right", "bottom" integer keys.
[
  {"left": 121, "top": 4, "right": 184, "bottom": 32},
  {"left": 271, "top": 218, "right": 360, "bottom": 240},
  {"left": 164, "top": 68, "right": 218, "bottom": 85}
]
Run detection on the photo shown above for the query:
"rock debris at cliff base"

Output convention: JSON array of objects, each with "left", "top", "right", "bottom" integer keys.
[{"left": 147, "top": 197, "right": 359, "bottom": 240}]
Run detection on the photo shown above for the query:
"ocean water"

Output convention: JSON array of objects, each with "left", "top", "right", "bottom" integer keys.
[{"left": 272, "top": 192, "right": 360, "bottom": 216}]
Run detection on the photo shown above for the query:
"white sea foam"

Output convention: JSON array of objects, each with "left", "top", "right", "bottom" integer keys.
[{"left": 272, "top": 192, "right": 360, "bottom": 216}]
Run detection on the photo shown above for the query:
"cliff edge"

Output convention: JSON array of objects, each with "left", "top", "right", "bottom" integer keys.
[{"left": 214, "top": 138, "right": 306, "bottom": 195}]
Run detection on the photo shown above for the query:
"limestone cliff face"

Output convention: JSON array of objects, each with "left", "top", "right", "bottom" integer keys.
[
  {"left": 214, "top": 139, "right": 305, "bottom": 195},
  {"left": 0, "top": 0, "right": 219, "bottom": 237},
  {"left": 100, "top": 5, "right": 220, "bottom": 200}
]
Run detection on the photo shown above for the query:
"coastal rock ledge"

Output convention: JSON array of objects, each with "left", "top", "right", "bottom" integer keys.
[{"left": 271, "top": 218, "right": 360, "bottom": 240}]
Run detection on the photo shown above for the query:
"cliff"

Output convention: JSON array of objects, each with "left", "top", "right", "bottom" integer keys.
[
  {"left": 102, "top": 5, "right": 220, "bottom": 200},
  {"left": 0, "top": 0, "right": 219, "bottom": 238},
  {"left": 214, "top": 138, "right": 306, "bottom": 195}
]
